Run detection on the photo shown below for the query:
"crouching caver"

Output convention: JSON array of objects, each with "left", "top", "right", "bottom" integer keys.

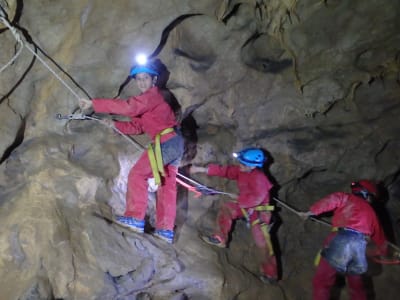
[
  {"left": 191, "top": 147, "right": 278, "bottom": 284},
  {"left": 299, "top": 180, "right": 388, "bottom": 300}
]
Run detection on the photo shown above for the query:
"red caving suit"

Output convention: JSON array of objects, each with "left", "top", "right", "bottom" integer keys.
[
  {"left": 207, "top": 164, "right": 278, "bottom": 280},
  {"left": 309, "top": 192, "right": 387, "bottom": 300},
  {"left": 92, "top": 86, "right": 180, "bottom": 231}
]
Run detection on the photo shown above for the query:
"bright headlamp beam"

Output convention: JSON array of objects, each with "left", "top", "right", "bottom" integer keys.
[{"left": 135, "top": 54, "right": 148, "bottom": 66}]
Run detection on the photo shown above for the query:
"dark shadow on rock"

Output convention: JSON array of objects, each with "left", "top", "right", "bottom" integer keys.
[
  {"left": 240, "top": 31, "right": 292, "bottom": 74},
  {"left": 0, "top": 116, "right": 25, "bottom": 164},
  {"left": 260, "top": 148, "right": 284, "bottom": 280},
  {"left": 175, "top": 166, "right": 190, "bottom": 242},
  {"left": 372, "top": 182, "right": 397, "bottom": 243}
]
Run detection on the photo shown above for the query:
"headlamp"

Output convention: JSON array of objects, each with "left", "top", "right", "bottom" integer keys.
[{"left": 135, "top": 54, "right": 148, "bottom": 66}]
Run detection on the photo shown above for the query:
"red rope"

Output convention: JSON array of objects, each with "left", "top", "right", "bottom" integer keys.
[
  {"left": 176, "top": 177, "right": 202, "bottom": 198},
  {"left": 371, "top": 256, "right": 400, "bottom": 265}
]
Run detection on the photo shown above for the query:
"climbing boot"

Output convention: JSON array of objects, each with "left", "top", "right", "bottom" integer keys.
[
  {"left": 153, "top": 229, "right": 174, "bottom": 244},
  {"left": 200, "top": 234, "right": 226, "bottom": 248},
  {"left": 114, "top": 215, "right": 145, "bottom": 233}
]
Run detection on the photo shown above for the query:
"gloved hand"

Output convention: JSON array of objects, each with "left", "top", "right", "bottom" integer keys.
[
  {"left": 298, "top": 211, "right": 313, "bottom": 220},
  {"left": 190, "top": 165, "right": 208, "bottom": 174},
  {"left": 79, "top": 98, "right": 93, "bottom": 110}
]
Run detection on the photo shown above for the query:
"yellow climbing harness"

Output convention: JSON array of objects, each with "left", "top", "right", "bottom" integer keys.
[
  {"left": 148, "top": 127, "right": 175, "bottom": 185},
  {"left": 241, "top": 205, "right": 275, "bottom": 256}
]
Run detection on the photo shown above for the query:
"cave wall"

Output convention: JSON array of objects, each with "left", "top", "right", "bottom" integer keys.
[{"left": 0, "top": 0, "right": 399, "bottom": 299}]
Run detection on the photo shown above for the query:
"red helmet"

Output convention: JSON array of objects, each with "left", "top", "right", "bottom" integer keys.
[{"left": 350, "top": 180, "right": 377, "bottom": 198}]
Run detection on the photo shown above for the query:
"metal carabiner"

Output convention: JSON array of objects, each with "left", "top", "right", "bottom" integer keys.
[{"left": 56, "top": 113, "right": 87, "bottom": 120}]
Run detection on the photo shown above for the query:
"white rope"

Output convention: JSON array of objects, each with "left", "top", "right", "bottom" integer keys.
[
  {"left": 23, "top": 43, "right": 82, "bottom": 100},
  {"left": 84, "top": 115, "right": 145, "bottom": 152},
  {"left": 0, "top": 16, "right": 24, "bottom": 73},
  {"left": 0, "top": 15, "right": 82, "bottom": 100},
  {"left": 272, "top": 196, "right": 332, "bottom": 227},
  {"left": 1, "top": 11, "right": 248, "bottom": 200}
]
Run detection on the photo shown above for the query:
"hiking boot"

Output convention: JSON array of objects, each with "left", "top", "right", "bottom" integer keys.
[
  {"left": 200, "top": 234, "right": 226, "bottom": 248},
  {"left": 259, "top": 275, "right": 278, "bottom": 285},
  {"left": 114, "top": 215, "right": 145, "bottom": 233},
  {"left": 153, "top": 229, "right": 174, "bottom": 244}
]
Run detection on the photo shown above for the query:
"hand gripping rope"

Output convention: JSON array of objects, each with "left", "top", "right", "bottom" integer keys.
[{"left": 56, "top": 113, "right": 144, "bottom": 151}]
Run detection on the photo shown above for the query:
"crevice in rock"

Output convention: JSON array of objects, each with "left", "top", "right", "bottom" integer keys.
[
  {"left": 220, "top": 3, "right": 241, "bottom": 24},
  {"left": 13, "top": 21, "right": 93, "bottom": 100},
  {"left": 240, "top": 31, "right": 292, "bottom": 74},
  {"left": 149, "top": 13, "right": 203, "bottom": 59},
  {"left": 0, "top": 50, "right": 35, "bottom": 106},
  {"left": 0, "top": 0, "right": 22, "bottom": 33},
  {"left": 0, "top": 114, "right": 25, "bottom": 164},
  {"left": 297, "top": 167, "right": 328, "bottom": 181}
]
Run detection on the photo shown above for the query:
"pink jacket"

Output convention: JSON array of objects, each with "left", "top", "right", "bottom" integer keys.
[
  {"left": 92, "top": 87, "right": 177, "bottom": 142},
  {"left": 207, "top": 164, "right": 273, "bottom": 209},
  {"left": 310, "top": 192, "right": 386, "bottom": 247}
]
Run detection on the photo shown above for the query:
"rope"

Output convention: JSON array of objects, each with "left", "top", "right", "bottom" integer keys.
[
  {"left": 0, "top": 0, "right": 150, "bottom": 159},
  {"left": 84, "top": 115, "right": 144, "bottom": 151},
  {"left": 272, "top": 196, "right": 331, "bottom": 227},
  {"left": 2, "top": 6, "right": 235, "bottom": 204},
  {"left": 1, "top": 12, "right": 209, "bottom": 189},
  {"left": 57, "top": 113, "right": 144, "bottom": 151},
  {"left": 0, "top": 13, "right": 82, "bottom": 100},
  {"left": 0, "top": 15, "right": 24, "bottom": 73}
]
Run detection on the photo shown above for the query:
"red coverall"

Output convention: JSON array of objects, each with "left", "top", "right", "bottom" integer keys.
[
  {"left": 309, "top": 192, "right": 387, "bottom": 300},
  {"left": 207, "top": 164, "right": 278, "bottom": 280},
  {"left": 92, "top": 86, "right": 179, "bottom": 230}
]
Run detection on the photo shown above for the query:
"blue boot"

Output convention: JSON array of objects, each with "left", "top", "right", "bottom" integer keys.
[
  {"left": 200, "top": 234, "right": 226, "bottom": 248},
  {"left": 153, "top": 229, "right": 174, "bottom": 244},
  {"left": 114, "top": 215, "right": 145, "bottom": 233}
]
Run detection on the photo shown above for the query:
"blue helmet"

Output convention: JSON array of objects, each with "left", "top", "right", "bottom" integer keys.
[
  {"left": 234, "top": 148, "right": 266, "bottom": 167},
  {"left": 129, "top": 62, "right": 159, "bottom": 77}
]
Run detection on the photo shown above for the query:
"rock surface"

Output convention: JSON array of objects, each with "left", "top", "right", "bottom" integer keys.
[{"left": 0, "top": 0, "right": 399, "bottom": 299}]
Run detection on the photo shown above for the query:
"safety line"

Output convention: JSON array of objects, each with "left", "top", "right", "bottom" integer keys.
[
  {"left": 272, "top": 196, "right": 331, "bottom": 227},
  {"left": 1, "top": 14, "right": 201, "bottom": 188},
  {"left": 1, "top": 14, "right": 148, "bottom": 157},
  {"left": 84, "top": 115, "right": 144, "bottom": 151},
  {"left": 0, "top": 13, "right": 81, "bottom": 100},
  {"left": 0, "top": 15, "right": 24, "bottom": 73}
]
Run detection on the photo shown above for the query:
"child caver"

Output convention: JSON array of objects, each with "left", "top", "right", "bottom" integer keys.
[
  {"left": 79, "top": 59, "right": 184, "bottom": 244},
  {"left": 298, "top": 180, "right": 388, "bottom": 299},
  {"left": 191, "top": 147, "right": 278, "bottom": 283}
]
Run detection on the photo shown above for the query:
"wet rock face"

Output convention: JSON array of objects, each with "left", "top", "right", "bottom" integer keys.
[{"left": 1, "top": 0, "right": 400, "bottom": 299}]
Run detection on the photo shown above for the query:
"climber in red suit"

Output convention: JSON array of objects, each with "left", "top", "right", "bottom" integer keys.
[
  {"left": 299, "top": 180, "right": 388, "bottom": 300},
  {"left": 79, "top": 59, "right": 184, "bottom": 244},
  {"left": 191, "top": 147, "right": 278, "bottom": 284}
]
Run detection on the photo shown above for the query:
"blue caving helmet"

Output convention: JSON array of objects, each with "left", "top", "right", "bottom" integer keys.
[
  {"left": 234, "top": 147, "right": 266, "bottom": 167},
  {"left": 129, "top": 62, "right": 159, "bottom": 78}
]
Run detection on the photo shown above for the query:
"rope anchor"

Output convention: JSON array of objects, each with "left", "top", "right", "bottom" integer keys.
[{"left": 56, "top": 113, "right": 87, "bottom": 120}]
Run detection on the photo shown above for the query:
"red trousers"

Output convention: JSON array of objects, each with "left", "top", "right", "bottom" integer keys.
[
  {"left": 216, "top": 202, "right": 278, "bottom": 279},
  {"left": 125, "top": 150, "right": 178, "bottom": 231},
  {"left": 313, "top": 232, "right": 367, "bottom": 300}
]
